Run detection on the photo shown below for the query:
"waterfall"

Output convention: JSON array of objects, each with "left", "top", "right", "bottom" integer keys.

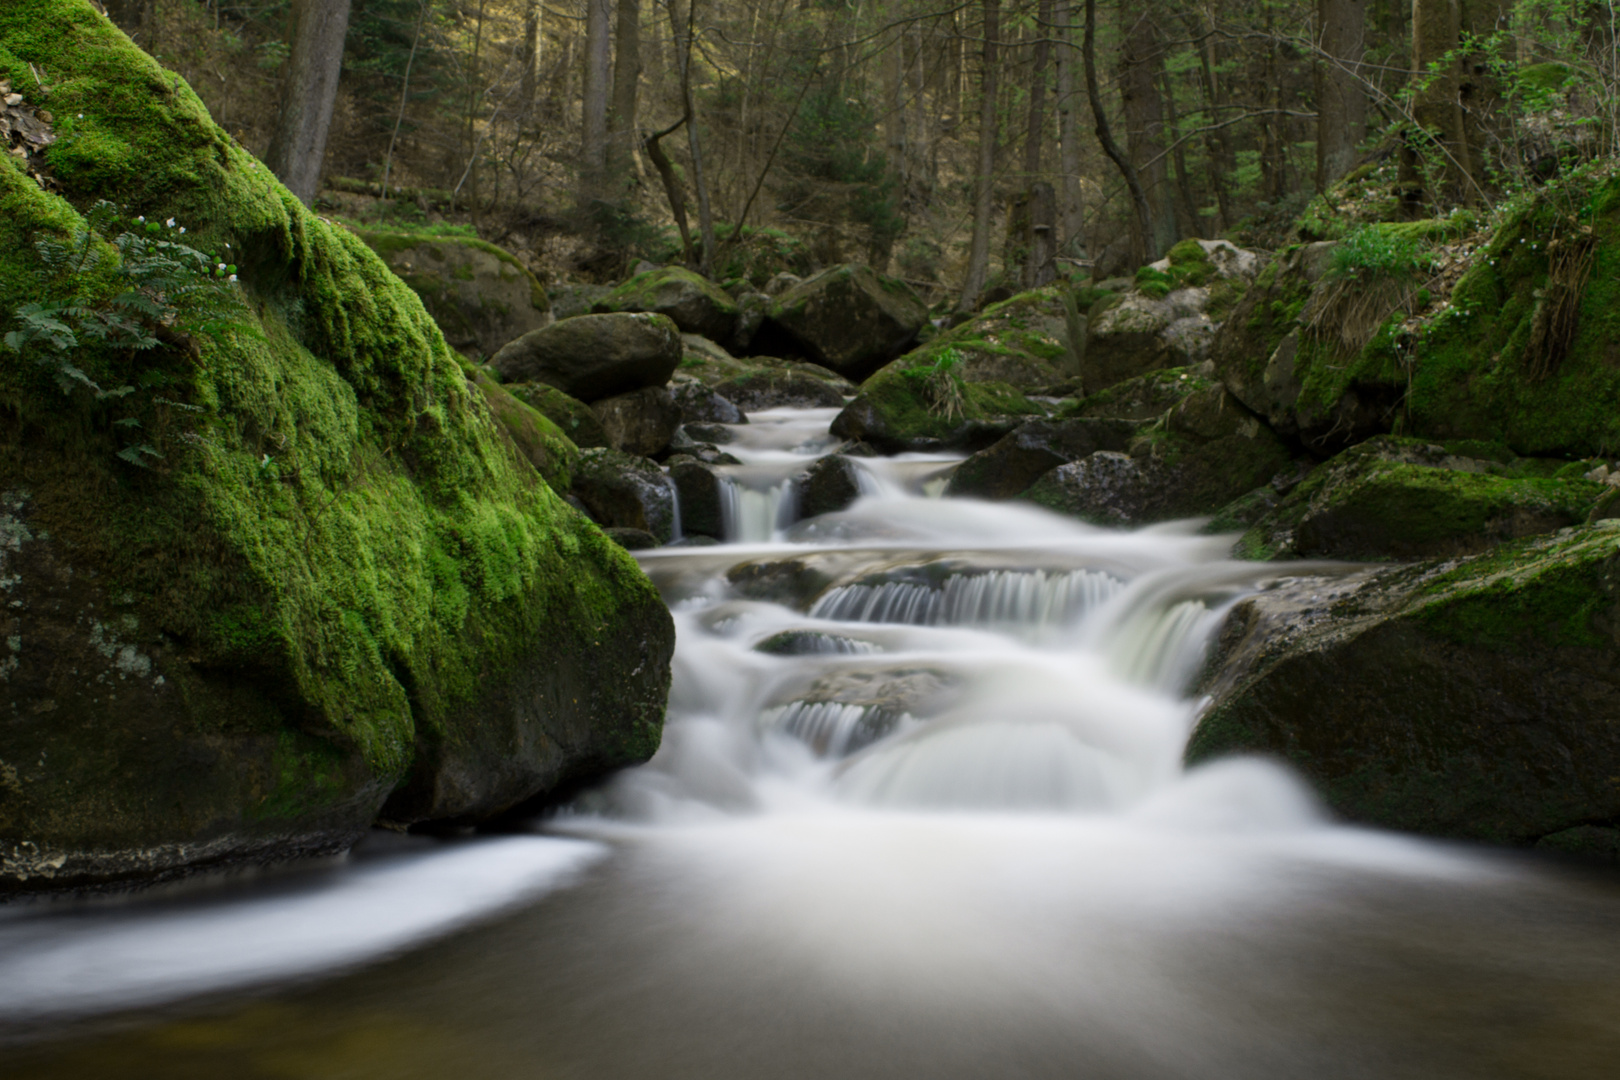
[
  {"left": 719, "top": 475, "right": 799, "bottom": 542},
  {"left": 759, "top": 701, "right": 907, "bottom": 757},
  {"left": 808, "top": 568, "right": 1123, "bottom": 635}
]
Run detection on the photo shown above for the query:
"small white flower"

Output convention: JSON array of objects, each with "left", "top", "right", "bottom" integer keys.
[
  {"left": 76, "top": 113, "right": 83, "bottom": 119},
  {"left": 178, "top": 227, "right": 185, "bottom": 234},
  {"left": 228, "top": 274, "right": 238, "bottom": 283},
  {"left": 136, "top": 216, "right": 145, "bottom": 223},
  {"left": 165, "top": 217, "right": 176, "bottom": 227},
  {"left": 217, "top": 263, "right": 226, "bottom": 271}
]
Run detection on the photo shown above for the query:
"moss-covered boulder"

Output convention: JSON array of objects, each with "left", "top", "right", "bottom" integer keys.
[
  {"left": 592, "top": 385, "right": 680, "bottom": 458},
  {"left": 1060, "top": 365, "right": 1220, "bottom": 421},
  {"left": 829, "top": 356, "right": 1048, "bottom": 453},
  {"left": 490, "top": 311, "right": 681, "bottom": 402},
  {"left": 591, "top": 266, "right": 739, "bottom": 342},
  {"left": 1084, "top": 239, "right": 1258, "bottom": 393},
  {"left": 674, "top": 334, "right": 852, "bottom": 409},
  {"left": 1022, "top": 385, "right": 1292, "bottom": 526},
  {"left": 504, "top": 381, "right": 611, "bottom": 449},
  {"left": 943, "top": 418, "right": 1137, "bottom": 500},
  {"left": 1191, "top": 522, "right": 1620, "bottom": 843},
  {"left": 1234, "top": 436, "right": 1605, "bottom": 560},
  {"left": 356, "top": 228, "right": 551, "bottom": 360},
  {"left": 906, "top": 287, "right": 1082, "bottom": 390},
  {"left": 0, "top": 3, "right": 672, "bottom": 892},
  {"left": 468, "top": 368, "right": 578, "bottom": 491},
  {"left": 569, "top": 448, "right": 678, "bottom": 543},
  {"left": 756, "top": 264, "right": 929, "bottom": 382}
]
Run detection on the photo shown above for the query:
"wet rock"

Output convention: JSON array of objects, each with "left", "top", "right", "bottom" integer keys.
[
  {"left": 1191, "top": 522, "right": 1620, "bottom": 844},
  {"left": 682, "top": 422, "right": 737, "bottom": 445},
  {"left": 491, "top": 312, "right": 681, "bottom": 401},
  {"left": 468, "top": 368, "right": 578, "bottom": 491},
  {"left": 1065, "top": 365, "right": 1219, "bottom": 422},
  {"left": 670, "top": 459, "right": 727, "bottom": 540},
  {"left": 358, "top": 230, "right": 551, "bottom": 360},
  {"left": 666, "top": 434, "right": 742, "bottom": 464},
  {"left": 1235, "top": 436, "right": 1606, "bottom": 561},
  {"left": 830, "top": 371, "right": 1047, "bottom": 454},
  {"left": 754, "top": 630, "right": 879, "bottom": 656},
  {"left": 795, "top": 455, "right": 866, "bottom": 518},
  {"left": 604, "top": 527, "right": 661, "bottom": 550},
  {"left": 945, "top": 418, "right": 1138, "bottom": 500},
  {"left": 900, "top": 286, "right": 1084, "bottom": 391},
  {"left": 504, "top": 381, "right": 611, "bottom": 449},
  {"left": 670, "top": 380, "right": 745, "bottom": 425},
  {"left": 757, "top": 264, "right": 929, "bottom": 382},
  {"left": 570, "top": 448, "right": 679, "bottom": 543},
  {"left": 592, "top": 386, "right": 681, "bottom": 458},
  {"left": 726, "top": 557, "right": 837, "bottom": 608},
  {"left": 592, "top": 266, "right": 740, "bottom": 341},
  {"left": 731, "top": 291, "right": 769, "bottom": 352},
  {"left": 716, "top": 365, "right": 850, "bottom": 410}
]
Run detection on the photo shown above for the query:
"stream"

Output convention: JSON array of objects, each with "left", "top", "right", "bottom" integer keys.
[{"left": 4, "top": 407, "right": 1620, "bottom": 1079}]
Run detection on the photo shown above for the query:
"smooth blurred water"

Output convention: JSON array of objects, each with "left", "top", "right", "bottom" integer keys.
[{"left": 6, "top": 408, "right": 1620, "bottom": 1079}]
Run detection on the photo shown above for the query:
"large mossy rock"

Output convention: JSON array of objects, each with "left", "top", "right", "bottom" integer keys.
[
  {"left": 1021, "top": 384, "right": 1292, "bottom": 526},
  {"left": 504, "top": 381, "right": 612, "bottom": 449},
  {"left": 0, "top": 3, "right": 672, "bottom": 893},
  {"left": 1190, "top": 522, "right": 1620, "bottom": 844},
  {"left": 468, "top": 368, "right": 579, "bottom": 491},
  {"left": 906, "top": 286, "right": 1081, "bottom": 390},
  {"left": 490, "top": 311, "right": 681, "bottom": 402},
  {"left": 757, "top": 264, "right": 929, "bottom": 382},
  {"left": 1235, "top": 436, "right": 1605, "bottom": 560},
  {"left": 1085, "top": 239, "right": 1258, "bottom": 393},
  {"left": 591, "top": 266, "right": 740, "bottom": 342},
  {"left": 674, "top": 334, "right": 852, "bottom": 409},
  {"left": 355, "top": 228, "right": 551, "bottom": 360},
  {"left": 830, "top": 359, "right": 1048, "bottom": 453}
]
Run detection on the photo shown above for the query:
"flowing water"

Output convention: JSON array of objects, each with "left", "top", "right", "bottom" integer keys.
[{"left": 5, "top": 408, "right": 1620, "bottom": 1079}]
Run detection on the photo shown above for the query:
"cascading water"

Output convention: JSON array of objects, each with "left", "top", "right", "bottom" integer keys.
[{"left": 6, "top": 408, "right": 1620, "bottom": 1080}]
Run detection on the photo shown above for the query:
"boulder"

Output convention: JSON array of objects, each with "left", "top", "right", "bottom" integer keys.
[
  {"left": 831, "top": 358, "right": 1050, "bottom": 453},
  {"left": 604, "top": 527, "right": 661, "bottom": 551},
  {"left": 592, "top": 266, "right": 740, "bottom": 341},
  {"left": 670, "top": 459, "right": 728, "bottom": 540},
  {"left": 592, "top": 386, "right": 681, "bottom": 458},
  {"left": 468, "top": 368, "right": 579, "bottom": 491},
  {"left": 1190, "top": 522, "right": 1620, "bottom": 844},
  {"left": 356, "top": 230, "right": 552, "bottom": 360},
  {"left": 1022, "top": 387, "right": 1292, "bottom": 526},
  {"left": 1064, "top": 365, "right": 1221, "bottom": 422},
  {"left": 715, "top": 363, "right": 851, "bottom": 410},
  {"left": 670, "top": 380, "right": 746, "bottom": 424},
  {"left": 795, "top": 455, "right": 867, "bottom": 518},
  {"left": 896, "top": 286, "right": 1083, "bottom": 392},
  {"left": 763, "top": 271, "right": 803, "bottom": 296},
  {"left": 666, "top": 436, "right": 742, "bottom": 465},
  {"left": 0, "top": 4, "right": 672, "bottom": 892},
  {"left": 731, "top": 290, "right": 769, "bottom": 352},
  {"left": 1085, "top": 239, "right": 1260, "bottom": 393},
  {"left": 758, "top": 264, "right": 929, "bottom": 382},
  {"left": 491, "top": 311, "right": 681, "bottom": 401},
  {"left": 549, "top": 282, "right": 612, "bottom": 320},
  {"left": 504, "top": 381, "right": 612, "bottom": 449},
  {"left": 944, "top": 418, "right": 1138, "bottom": 500},
  {"left": 1235, "top": 436, "right": 1606, "bottom": 560},
  {"left": 570, "top": 448, "right": 679, "bottom": 543}
]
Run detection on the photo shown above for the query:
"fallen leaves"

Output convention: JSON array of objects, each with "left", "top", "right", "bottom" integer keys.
[{"left": 1, "top": 78, "right": 58, "bottom": 192}]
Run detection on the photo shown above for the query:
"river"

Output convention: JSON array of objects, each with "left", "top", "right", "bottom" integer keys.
[{"left": 4, "top": 407, "right": 1620, "bottom": 1078}]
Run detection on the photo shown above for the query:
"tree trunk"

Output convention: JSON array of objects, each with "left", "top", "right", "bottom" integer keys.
[
  {"left": 669, "top": 0, "right": 717, "bottom": 275},
  {"left": 607, "top": 0, "right": 643, "bottom": 186},
  {"left": 1316, "top": 0, "right": 1367, "bottom": 191},
  {"left": 581, "top": 0, "right": 613, "bottom": 201},
  {"left": 1159, "top": 68, "right": 1199, "bottom": 237},
  {"left": 1117, "top": 8, "right": 1175, "bottom": 258},
  {"left": 1402, "top": 0, "right": 1474, "bottom": 211},
  {"left": 1084, "top": 0, "right": 1152, "bottom": 269},
  {"left": 521, "top": 0, "right": 542, "bottom": 125},
  {"left": 1053, "top": 0, "right": 1085, "bottom": 256},
  {"left": 1025, "top": 0, "right": 1051, "bottom": 179},
  {"left": 1185, "top": 10, "right": 1234, "bottom": 231},
  {"left": 266, "top": 0, "right": 352, "bottom": 206},
  {"left": 956, "top": 0, "right": 1001, "bottom": 314}
]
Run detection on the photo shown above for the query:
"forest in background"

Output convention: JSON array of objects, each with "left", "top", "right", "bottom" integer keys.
[{"left": 98, "top": 0, "right": 1620, "bottom": 306}]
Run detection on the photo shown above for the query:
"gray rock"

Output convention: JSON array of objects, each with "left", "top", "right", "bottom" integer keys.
[
  {"left": 795, "top": 454, "right": 866, "bottom": 518},
  {"left": 670, "top": 459, "right": 727, "bottom": 539},
  {"left": 683, "top": 422, "right": 737, "bottom": 445},
  {"left": 731, "top": 290, "right": 769, "bottom": 352},
  {"left": 945, "top": 418, "right": 1138, "bottom": 500},
  {"left": 548, "top": 283, "right": 612, "bottom": 321},
  {"left": 763, "top": 271, "right": 802, "bottom": 297},
  {"left": 570, "top": 447, "right": 679, "bottom": 543},
  {"left": 491, "top": 312, "right": 681, "bottom": 402},
  {"left": 671, "top": 380, "right": 746, "bottom": 424},
  {"left": 592, "top": 266, "right": 740, "bottom": 341},
  {"left": 592, "top": 386, "right": 681, "bottom": 458},
  {"left": 759, "top": 264, "right": 929, "bottom": 382}
]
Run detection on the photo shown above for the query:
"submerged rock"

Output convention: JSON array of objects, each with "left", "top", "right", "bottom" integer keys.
[
  {"left": 795, "top": 454, "right": 866, "bottom": 518},
  {"left": 357, "top": 229, "right": 551, "bottom": 360},
  {"left": 0, "top": 3, "right": 672, "bottom": 891},
  {"left": 592, "top": 266, "right": 740, "bottom": 342},
  {"left": 757, "top": 264, "right": 929, "bottom": 382},
  {"left": 1235, "top": 436, "right": 1605, "bottom": 560},
  {"left": 1191, "top": 522, "right": 1620, "bottom": 844},
  {"left": 491, "top": 311, "right": 681, "bottom": 401},
  {"left": 592, "top": 385, "right": 681, "bottom": 458},
  {"left": 570, "top": 448, "right": 680, "bottom": 543}
]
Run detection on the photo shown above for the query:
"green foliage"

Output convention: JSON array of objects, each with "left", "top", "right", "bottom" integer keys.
[
  {"left": 901, "top": 345, "right": 967, "bottom": 419},
  {"left": 1327, "top": 225, "right": 1434, "bottom": 283}
]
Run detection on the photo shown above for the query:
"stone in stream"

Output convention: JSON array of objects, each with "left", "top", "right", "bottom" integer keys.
[
  {"left": 570, "top": 448, "right": 680, "bottom": 543},
  {"left": 945, "top": 418, "right": 1138, "bottom": 500},
  {"left": 0, "top": 10, "right": 674, "bottom": 893},
  {"left": 755, "top": 264, "right": 930, "bottom": 382},
  {"left": 504, "top": 380, "right": 612, "bottom": 448},
  {"left": 592, "top": 266, "right": 740, "bottom": 342},
  {"left": 670, "top": 380, "right": 746, "bottom": 425},
  {"left": 669, "top": 459, "right": 728, "bottom": 540},
  {"left": 1191, "top": 521, "right": 1620, "bottom": 845},
  {"left": 1231, "top": 435, "right": 1607, "bottom": 561},
  {"left": 794, "top": 454, "right": 866, "bottom": 518},
  {"left": 491, "top": 311, "right": 681, "bottom": 402},
  {"left": 592, "top": 385, "right": 681, "bottom": 458},
  {"left": 603, "top": 527, "right": 662, "bottom": 550},
  {"left": 665, "top": 433, "right": 742, "bottom": 464}
]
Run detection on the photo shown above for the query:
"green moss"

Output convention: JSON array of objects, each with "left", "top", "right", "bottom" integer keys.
[{"left": 0, "top": 1, "right": 662, "bottom": 790}]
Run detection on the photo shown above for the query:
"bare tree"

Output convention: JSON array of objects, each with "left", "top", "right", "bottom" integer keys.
[
  {"left": 607, "top": 0, "right": 644, "bottom": 184},
  {"left": 957, "top": 0, "right": 1001, "bottom": 314},
  {"left": 1084, "top": 0, "right": 1153, "bottom": 268},
  {"left": 582, "top": 0, "right": 613, "bottom": 199},
  {"left": 1053, "top": 0, "right": 1087, "bottom": 255},
  {"left": 1315, "top": 0, "right": 1367, "bottom": 190},
  {"left": 266, "top": 0, "right": 353, "bottom": 205}
]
